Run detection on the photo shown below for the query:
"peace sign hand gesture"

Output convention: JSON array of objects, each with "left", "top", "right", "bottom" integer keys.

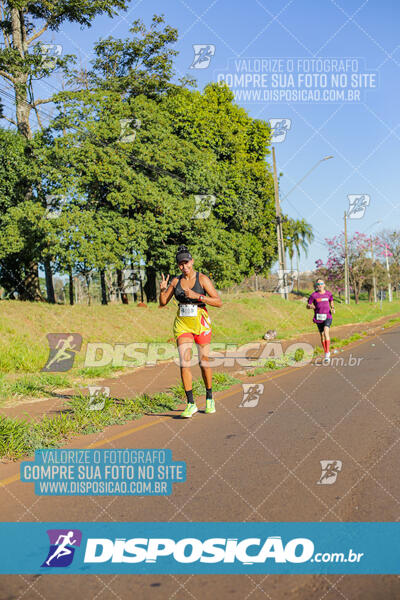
[{"left": 160, "top": 273, "right": 170, "bottom": 292}]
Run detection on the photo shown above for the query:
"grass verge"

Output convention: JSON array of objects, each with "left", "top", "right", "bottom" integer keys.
[
  {"left": 0, "top": 373, "right": 72, "bottom": 404},
  {"left": 1, "top": 295, "right": 400, "bottom": 374},
  {"left": 0, "top": 372, "right": 240, "bottom": 461},
  {"left": 245, "top": 327, "right": 377, "bottom": 376},
  {"left": 383, "top": 317, "right": 400, "bottom": 329}
]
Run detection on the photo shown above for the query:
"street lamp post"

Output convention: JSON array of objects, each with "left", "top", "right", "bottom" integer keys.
[
  {"left": 280, "top": 155, "right": 334, "bottom": 204},
  {"left": 273, "top": 153, "right": 334, "bottom": 299},
  {"left": 344, "top": 211, "right": 350, "bottom": 304},
  {"left": 272, "top": 147, "right": 287, "bottom": 299},
  {"left": 370, "top": 238, "right": 377, "bottom": 303},
  {"left": 384, "top": 244, "right": 393, "bottom": 302}
]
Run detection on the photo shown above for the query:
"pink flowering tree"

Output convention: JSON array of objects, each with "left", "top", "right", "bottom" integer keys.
[
  {"left": 316, "top": 232, "right": 375, "bottom": 303},
  {"left": 374, "top": 238, "right": 394, "bottom": 296}
]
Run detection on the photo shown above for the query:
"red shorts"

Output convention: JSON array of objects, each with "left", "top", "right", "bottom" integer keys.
[{"left": 177, "top": 330, "right": 211, "bottom": 345}]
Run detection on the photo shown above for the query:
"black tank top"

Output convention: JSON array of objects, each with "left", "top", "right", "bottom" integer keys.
[{"left": 174, "top": 271, "right": 206, "bottom": 307}]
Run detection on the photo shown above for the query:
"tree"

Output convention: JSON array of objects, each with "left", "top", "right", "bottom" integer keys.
[
  {"left": 54, "top": 15, "right": 204, "bottom": 302},
  {"left": 0, "top": 0, "right": 128, "bottom": 299},
  {"left": 85, "top": 15, "right": 187, "bottom": 97},
  {"left": 0, "top": 12, "right": 309, "bottom": 303},
  {"left": 0, "top": 0, "right": 128, "bottom": 136},
  {"left": 0, "top": 128, "right": 44, "bottom": 298},
  {"left": 163, "top": 83, "right": 279, "bottom": 287},
  {"left": 283, "top": 217, "right": 314, "bottom": 272},
  {"left": 316, "top": 231, "right": 372, "bottom": 303},
  {"left": 376, "top": 230, "right": 400, "bottom": 292}
]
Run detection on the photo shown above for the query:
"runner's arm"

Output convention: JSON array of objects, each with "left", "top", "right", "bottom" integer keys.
[
  {"left": 306, "top": 294, "right": 314, "bottom": 309},
  {"left": 185, "top": 274, "right": 222, "bottom": 307},
  {"left": 329, "top": 294, "right": 335, "bottom": 313},
  {"left": 159, "top": 276, "right": 177, "bottom": 307}
]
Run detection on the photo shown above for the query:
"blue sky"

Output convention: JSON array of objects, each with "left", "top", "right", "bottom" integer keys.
[{"left": 31, "top": 0, "right": 400, "bottom": 271}]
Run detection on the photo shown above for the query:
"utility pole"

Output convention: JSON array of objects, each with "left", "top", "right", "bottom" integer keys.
[
  {"left": 370, "top": 238, "right": 377, "bottom": 303},
  {"left": 384, "top": 244, "right": 393, "bottom": 302},
  {"left": 272, "top": 147, "right": 287, "bottom": 299},
  {"left": 344, "top": 211, "right": 350, "bottom": 304}
]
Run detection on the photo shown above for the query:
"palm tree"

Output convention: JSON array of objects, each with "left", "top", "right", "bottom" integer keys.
[{"left": 285, "top": 219, "right": 314, "bottom": 290}]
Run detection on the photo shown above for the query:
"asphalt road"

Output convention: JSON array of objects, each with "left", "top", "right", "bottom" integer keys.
[{"left": 1, "top": 326, "right": 400, "bottom": 599}]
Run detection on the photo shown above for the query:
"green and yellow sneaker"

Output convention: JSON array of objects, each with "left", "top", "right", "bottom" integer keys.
[
  {"left": 180, "top": 403, "right": 198, "bottom": 418},
  {"left": 205, "top": 398, "right": 216, "bottom": 414}
]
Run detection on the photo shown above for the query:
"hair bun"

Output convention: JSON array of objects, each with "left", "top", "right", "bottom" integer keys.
[{"left": 178, "top": 244, "right": 189, "bottom": 252}]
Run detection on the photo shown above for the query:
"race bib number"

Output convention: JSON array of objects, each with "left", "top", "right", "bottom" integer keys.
[
  {"left": 179, "top": 304, "right": 198, "bottom": 317},
  {"left": 316, "top": 313, "right": 327, "bottom": 321}
]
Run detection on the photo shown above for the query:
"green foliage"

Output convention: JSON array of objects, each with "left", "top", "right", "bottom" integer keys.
[
  {"left": 0, "top": 373, "right": 70, "bottom": 402},
  {"left": 0, "top": 415, "right": 31, "bottom": 459},
  {"left": 294, "top": 347, "right": 305, "bottom": 362},
  {"left": 0, "top": 0, "right": 134, "bottom": 298},
  {"left": 383, "top": 317, "right": 400, "bottom": 329},
  {"left": 0, "top": 10, "right": 312, "bottom": 298}
]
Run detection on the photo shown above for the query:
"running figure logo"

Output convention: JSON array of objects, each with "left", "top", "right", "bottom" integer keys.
[
  {"left": 119, "top": 117, "right": 141, "bottom": 143},
  {"left": 317, "top": 460, "right": 342, "bottom": 485},
  {"left": 274, "top": 270, "right": 297, "bottom": 295},
  {"left": 239, "top": 384, "right": 264, "bottom": 408},
  {"left": 88, "top": 386, "right": 110, "bottom": 411},
  {"left": 347, "top": 194, "right": 370, "bottom": 219},
  {"left": 193, "top": 194, "right": 216, "bottom": 219},
  {"left": 190, "top": 44, "right": 215, "bottom": 69},
  {"left": 45, "top": 194, "right": 67, "bottom": 219},
  {"left": 269, "top": 119, "right": 292, "bottom": 143},
  {"left": 41, "top": 529, "right": 82, "bottom": 568},
  {"left": 41, "top": 333, "right": 82, "bottom": 372},
  {"left": 40, "top": 43, "right": 63, "bottom": 69}
]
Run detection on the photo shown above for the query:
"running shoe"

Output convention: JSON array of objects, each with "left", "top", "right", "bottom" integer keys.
[
  {"left": 205, "top": 398, "right": 216, "bottom": 414},
  {"left": 180, "top": 403, "right": 198, "bottom": 418},
  {"left": 323, "top": 352, "right": 331, "bottom": 365}
]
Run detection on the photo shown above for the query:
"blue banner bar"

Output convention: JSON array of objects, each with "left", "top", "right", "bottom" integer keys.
[{"left": 0, "top": 522, "right": 399, "bottom": 574}]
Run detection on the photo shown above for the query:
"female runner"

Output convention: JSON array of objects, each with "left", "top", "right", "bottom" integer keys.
[
  {"left": 307, "top": 278, "right": 335, "bottom": 364},
  {"left": 159, "top": 245, "right": 222, "bottom": 417}
]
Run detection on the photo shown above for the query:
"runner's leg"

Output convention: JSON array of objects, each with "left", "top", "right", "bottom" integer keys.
[
  {"left": 324, "top": 325, "right": 331, "bottom": 355},
  {"left": 177, "top": 335, "right": 198, "bottom": 417},
  {"left": 197, "top": 343, "right": 215, "bottom": 413},
  {"left": 197, "top": 342, "right": 212, "bottom": 389},
  {"left": 319, "top": 329, "right": 326, "bottom": 352},
  {"left": 177, "top": 336, "right": 194, "bottom": 393}
]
